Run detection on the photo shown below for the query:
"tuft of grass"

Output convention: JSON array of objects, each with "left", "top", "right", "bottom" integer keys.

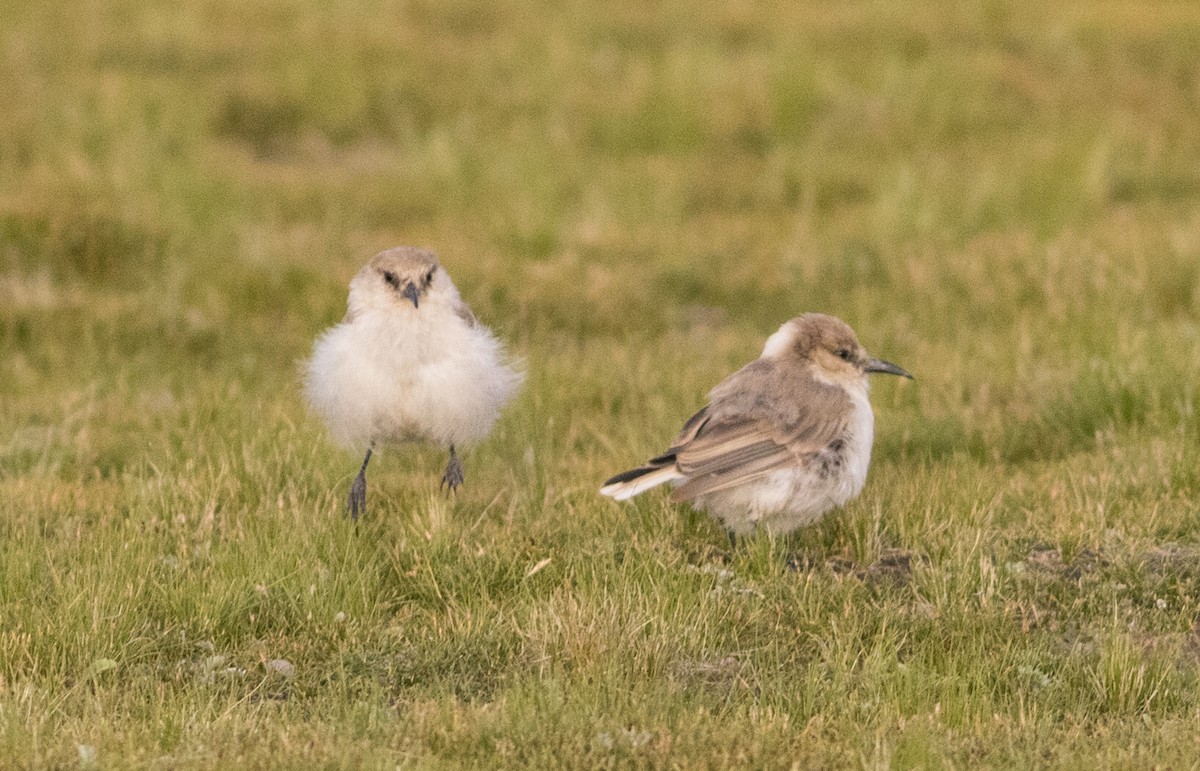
[{"left": 0, "top": 206, "right": 168, "bottom": 287}]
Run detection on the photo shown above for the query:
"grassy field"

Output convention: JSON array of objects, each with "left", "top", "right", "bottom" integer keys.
[{"left": 3, "top": 0, "right": 1200, "bottom": 766}]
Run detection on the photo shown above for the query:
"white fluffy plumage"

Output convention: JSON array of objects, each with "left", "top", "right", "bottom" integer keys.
[{"left": 305, "top": 246, "right": 522, "bottom": 514}]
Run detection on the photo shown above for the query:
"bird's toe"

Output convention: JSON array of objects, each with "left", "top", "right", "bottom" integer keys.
[{"left": 441, "top": 454, "right": 465, "bottom": 493}]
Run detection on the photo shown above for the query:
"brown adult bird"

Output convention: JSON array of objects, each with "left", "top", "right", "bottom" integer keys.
[{"left": 600, "top": 313, "right": 911, "bottom": 536}]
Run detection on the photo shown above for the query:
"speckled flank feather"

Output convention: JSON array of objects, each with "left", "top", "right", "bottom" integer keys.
[{"left": 305, "top": 248, "right": 523, "bottom": 452}]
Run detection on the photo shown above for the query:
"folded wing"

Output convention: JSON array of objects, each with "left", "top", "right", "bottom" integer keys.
[{"left": 601, "top": 358, "right": 852, "bottom": 501}]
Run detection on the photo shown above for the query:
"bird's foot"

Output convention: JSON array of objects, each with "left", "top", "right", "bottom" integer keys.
[
  {"left": 440, "top": 447, "right": 464, "bottom": 493},
  {"left": 348, "top": 469, "right": 367, "bottom": 521}
]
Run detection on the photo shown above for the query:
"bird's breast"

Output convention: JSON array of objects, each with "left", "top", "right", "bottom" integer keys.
[{"left": 840, "top": 386, "right": 876, "bottom": 496}]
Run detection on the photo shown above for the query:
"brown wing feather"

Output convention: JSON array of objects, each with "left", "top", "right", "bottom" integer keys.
[
  {"left": 671, "top": 443, "right": 799, "bottom": 500},
  {"left": 667, "top": 361, "right": 853, "bottom": 502}
]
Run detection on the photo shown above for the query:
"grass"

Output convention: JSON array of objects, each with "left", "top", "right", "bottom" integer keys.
[{"left": 3, "top": 0, "right": 1200, "bottom": 766}]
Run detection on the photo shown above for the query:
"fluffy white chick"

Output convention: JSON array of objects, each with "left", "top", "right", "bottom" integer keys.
[{"left": 306, "top": 246, "right": 523, "bottom": 518}]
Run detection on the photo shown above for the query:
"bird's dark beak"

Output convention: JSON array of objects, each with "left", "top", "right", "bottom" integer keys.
[
  {"left": 401, "top": 282, "right": 421, "bottom": 308},
  {"left": 864, "top": 358, "right": 913, "bottom": 379}
]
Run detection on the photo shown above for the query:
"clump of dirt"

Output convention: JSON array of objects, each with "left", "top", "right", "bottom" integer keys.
[
  {"left": 1024, "top": 544, "right": 1103, "bottom": 581},
  {"left": 787, "top": 547, "right": 926, "bottom": 586}
]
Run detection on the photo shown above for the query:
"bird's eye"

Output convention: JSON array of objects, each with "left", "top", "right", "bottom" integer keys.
[
  {"left": 836, "top": 349, "right": 854, "bottom": 362},
  {"left": 424, "top": 269, "right": 435, "bottom": 285},
  {"left": 382, "top": 271, "right": 400, "bottom": 289}
]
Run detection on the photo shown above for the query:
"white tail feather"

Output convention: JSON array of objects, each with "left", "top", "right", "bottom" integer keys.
[{"left": 599, "top": 466, "right": 683, "bottom": 500}]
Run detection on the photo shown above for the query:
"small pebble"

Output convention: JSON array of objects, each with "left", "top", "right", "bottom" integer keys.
[
  {"left": 266, "top": 658, "right": 294, "bottom": 678},
  {"left": 77, "top": 745, "right": 98, "bottom": 768}
]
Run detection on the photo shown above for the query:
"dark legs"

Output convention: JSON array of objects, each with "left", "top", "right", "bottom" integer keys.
[
  {"left": 348, "top": 447, "right": 373, "bottom": 520},
  {"left": 348, "top": 444, "right": 460, "bottom": 517},
  {"left": 440, "top": 444, "right": 464, "bottom": 493}
]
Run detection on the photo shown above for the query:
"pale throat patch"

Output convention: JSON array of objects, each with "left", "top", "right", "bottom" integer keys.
[{"left": 811, "top": 364, "right": 872, "bottom": 393}]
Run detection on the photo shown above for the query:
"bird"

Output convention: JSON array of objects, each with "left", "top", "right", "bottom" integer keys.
[
  {"left": 600, "top": 313, "right": 911, "bottom": 538},
  {"left": 305, "top": 246, "right": 523, "bottom": 519}
]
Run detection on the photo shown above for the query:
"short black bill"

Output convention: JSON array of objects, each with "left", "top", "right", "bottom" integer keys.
[
  {"left": 864, "top": 358, "right": 913, "bottom": 379},
  {"left": 401, "top": 282, "right": 421, "bottom": 308}
]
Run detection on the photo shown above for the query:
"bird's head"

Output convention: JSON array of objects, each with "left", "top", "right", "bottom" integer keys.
[
  {"left": 347, "top": 246, "right": 453, "bottom": 318},
  {"left": 763, "top": 313, "right": 912, "bottom": 383}
]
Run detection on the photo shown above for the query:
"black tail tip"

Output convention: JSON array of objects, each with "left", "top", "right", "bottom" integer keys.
[{"left": 603, "top": 466, "right": 653, "bottom": 487}]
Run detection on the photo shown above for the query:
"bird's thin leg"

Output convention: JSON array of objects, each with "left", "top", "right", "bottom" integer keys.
[
  {"left": 348, "top": 446, "right": 373, "bottom": 521},
  {"left": 727, "top": 530, "right": 739, "bottom": 550},
  {"left": 440, "top": 444, "right": 464, "bottom": 493}
]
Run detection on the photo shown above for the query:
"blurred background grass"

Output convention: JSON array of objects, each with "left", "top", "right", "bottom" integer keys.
[{"left": 3, "top": 0, "right": 1200, "bottom": 767}]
